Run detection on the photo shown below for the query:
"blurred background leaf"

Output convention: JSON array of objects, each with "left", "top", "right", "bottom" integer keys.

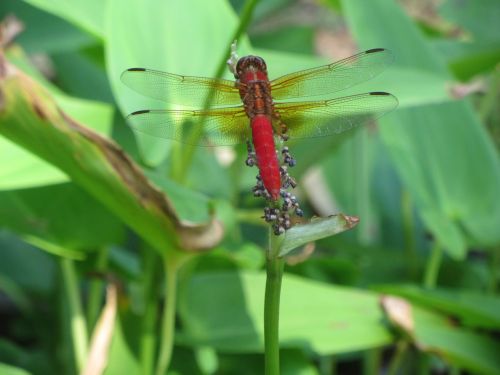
[
  {"left": 341, "top": 0, "right": 500, "bottom": 258},
  {"left": 178, "top": 272, "right": 392, "bottom": 353}
]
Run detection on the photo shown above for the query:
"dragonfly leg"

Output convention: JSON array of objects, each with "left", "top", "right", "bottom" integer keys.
[
  {"left": 279, "top": 121, "right": 289, "bottom": 142},
  {"left": 279, "top": 165, "right": 297, "bottom": 189},
  {"left": 280, "top": 190, "right": 303, "bottom": 218},
  {"left": 245, "top": 140, "right": 257, "bottom": 167},
  {"left": 272, "top": 112, "right": 290, "bottom": 142},
  {"left": 252, "top": 174, "right": 272, "bottom": 200},
  {"left": 262, "top": 208, "right": 287, "bottom": 235},
  {"left": 281, "top": 146, "right": 296, "bottom": 167}
]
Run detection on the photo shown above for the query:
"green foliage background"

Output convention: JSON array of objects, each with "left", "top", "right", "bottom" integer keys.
[{"left": 0, "top": 0, "right": 499, "bottom": 374}]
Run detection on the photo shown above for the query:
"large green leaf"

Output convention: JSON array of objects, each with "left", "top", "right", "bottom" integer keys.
[
  {"left": 341, "top": 0, "right": 500, "bottom": 258},
  {"left": 0, "top": 231, "right": 55, "bottom": 293},
  {"left": 178, "top": 271, "right": 393, "bottom": 354},
  {"left": 0, "top": 363, "right": 31, "bottom": 375},
  {"left": 0, "top": 183, "right": 125, "bottom": 254},
  {"left": 51, "top": 51, "right": 115, "bottom": 103},
  {"left": 0, "top": 137, "right": 67, "bottom": 189},
  {"left": 213, "top": 348, "right": 320, "bottom": 375}
]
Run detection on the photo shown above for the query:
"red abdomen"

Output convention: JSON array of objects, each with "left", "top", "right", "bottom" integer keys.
[{"left": 251, "top": 115, "right": 281, "bottom": 200}]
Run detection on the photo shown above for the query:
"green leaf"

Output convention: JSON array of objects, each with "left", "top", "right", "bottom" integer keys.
[
  {"left": 251, "top": 26, "right": 315, "bottom": 55},
  {"left": 418, "top": 324, "right": 500, "bottom": 375},
  {"left": 184, "top": 147, "right": 233, "bottom": 200},
  {"left": 0, "top": 363, "right": 31, "bottom": 375},
  {"left": 432, "top": 39, "right": 500, "bottom": 80},
  {"left": 22, "top": 0, "right": 105, "bottom": 37},
  {"left": 281, "top": 349, "right": 320, "bottom": 375},
  {"left": 103, "top": 314, "right": 141, "bottom": 375},
  {"left": 342, "top": 0, "right": 500, "bottom": 258},
  {"left": 439, "top": 0, "right": 500, "bottom": 43},
  {"left": 0, "top": 183, "right": 125, "bottom": 254},
  {"left": 178, "top": 271, "right": 393, "bottom": 354},
  {"left": 7, "top": 47, "right": 114, "bottom": 133},
  {"left": 0, "top": 0, "right": 96, "bottom": 53},
  {"left": 279, "top": 214, "right": 359, "bottom": 256},
  {"left": 145, "top": 170, "right": 212, "bottom": 223},
  {"left": 0, "top": 231, "right": 55, "bottom": 293},
  {"left": 0, "top": 137, "right": 67, "bottom": 189},
  {"left": 51, "top": 51, "right": 114, "bottom": 103},
  {"left": 0, "top": 272, "right": 32, "bottom": 315},
  {"left": 376, "top": 284, "right": 500, "bottom": 330},
  {"left": 383, "top": 298, "right": 500, "bottom": 375},
  {"left": 0, "top": 48, "right": 114, "bottom": 190}
]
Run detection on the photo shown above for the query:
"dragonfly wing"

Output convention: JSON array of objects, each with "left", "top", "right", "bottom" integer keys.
[
  {"left": 270, "top": 48, "right": 393, "bottom": 100},
  {"left": 274, "top": 92, "right": 398, "bottom": 139},
  {"left": 126, "top": 106, "right": 250, "bottom": 146},
  {"left": 121, "top": 68, "right": 242, "bottom": 107}
]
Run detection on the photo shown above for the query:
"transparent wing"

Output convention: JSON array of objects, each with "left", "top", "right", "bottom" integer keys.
[
  {"left": 126, "top": 106, "right": 250, "bottom": 146},
  {"left": 274, "top": 92, "right": 398, "bottom": 139},
  {"left": 270, "top": 48, "right": 393, "bottom": 100},
  {"left": 121, "top": 68, "right": 242, "bottom": 107}
]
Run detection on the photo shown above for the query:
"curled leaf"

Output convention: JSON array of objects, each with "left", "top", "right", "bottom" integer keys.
[
  {"left": 279, "top": 214, "right": 359, "bottom": 256},
  {"left": 0, "top": 55, "right": 223, "bottom": 253}
]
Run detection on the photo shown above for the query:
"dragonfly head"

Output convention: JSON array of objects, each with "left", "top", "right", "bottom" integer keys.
[{"left": 234, "top": 55, "right": 267, "bottom": 79}]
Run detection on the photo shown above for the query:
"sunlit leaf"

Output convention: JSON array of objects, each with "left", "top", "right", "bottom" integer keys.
[{"left": 179, "top": 271, "right": 393, "bottom": 354}]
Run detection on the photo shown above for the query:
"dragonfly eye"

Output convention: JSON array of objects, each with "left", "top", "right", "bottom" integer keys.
[{"left": 236, "top": 56, "right": 268, "bottom": 77}]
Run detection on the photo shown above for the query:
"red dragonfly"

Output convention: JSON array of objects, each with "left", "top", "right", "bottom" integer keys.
[{"left": 121, "top": 48, "right": 397, "bottom": 200}]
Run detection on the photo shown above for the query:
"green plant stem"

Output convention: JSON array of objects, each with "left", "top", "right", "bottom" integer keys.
[
  {"left": 155, "top": 256, "right": 181, "bottom": 375},
  {"left": 401, "top": 190, "right": 417, "bottom": 279},
  {"left": 264, "top": 230, "right": 284, "bottom": 375},
  {"left": 319, "top": 355, "right": 335, "bottom": 375},
  {"left": 353, "top": 128, "right": 371, "bottom": 244},
  {"left": 387, "top": 340, "right": 409, "bottom": 375},
  {"left": 363, "top": 348, "right": 382, "bottom": 375},
  {"left": 237, "top": 209, "right": 270, "bottom": 226},
  {"left": 488, "top": 247, "right": 500, "bottom": 294},
  {"left": 60, "top": 258, "right": 88, "bottom": 373},
  {"left": 141, "top": 249, "right": 159, "bottom": 375},
  {"left": 423, "top": 241, "right": 443, "bottom": 289},
  {"left": 213, "top": 0, "right": 261, "bottom": 80},
  {"left": 175, "top": 0, "right": 261, "bottom": 183},
  {"left": 418, "top": 352, "right": 431, "bottom": 375},
  {"left": 86, "top": 247, "right": 109, "bottom": 332}
]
